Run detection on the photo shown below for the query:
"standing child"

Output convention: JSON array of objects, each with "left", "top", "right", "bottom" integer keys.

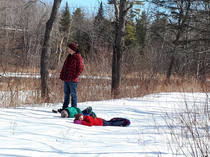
[{"left": 59, "top": 43, "right": 84, "bottom": 110}]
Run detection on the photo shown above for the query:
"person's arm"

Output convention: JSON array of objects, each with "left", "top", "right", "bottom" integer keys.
[
  {"left": 81, "top": 116, "right": 93, "bottom": 126},
  {"left": 75, "top": 55, "right": 84, "bottom": 78},
  {"left": 59, "top": 55, "right": 69, "bottom": 80}
]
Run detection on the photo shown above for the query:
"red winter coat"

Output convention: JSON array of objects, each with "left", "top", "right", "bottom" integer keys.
[
  {"left": 60, "top": 53, "right": 84, "bottom": 82},
  {"left": 81, "top": 115, "right": 103, "bottom": 127}
]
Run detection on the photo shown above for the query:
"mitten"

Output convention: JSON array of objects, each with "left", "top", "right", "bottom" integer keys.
[{"left": 74, "top": 120, "right": 82, "bottom": 124}]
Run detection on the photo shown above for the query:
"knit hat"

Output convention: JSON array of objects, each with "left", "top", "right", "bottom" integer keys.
[
  {"left": 68, "top": 43, "right": 77, "bottom": 52},
  {"left": 74, "top": 113, "right": 83, "bottom": 120},
  {"left": 61, "top": 110, "right": 68, "bottom": 118}
]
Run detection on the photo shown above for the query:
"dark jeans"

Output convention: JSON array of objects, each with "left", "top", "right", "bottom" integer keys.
[
  {"left": 102, "top": 119, "right": 125, "bottom": 126},
  {"left": 63, "top": 81, "right": 78, "bottom": 109}
]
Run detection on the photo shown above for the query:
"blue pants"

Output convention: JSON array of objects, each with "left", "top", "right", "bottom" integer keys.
[
  {"left": 102, "top": 119, "right": 125, "bottom": 126},
  {"left": 63, "top": 81, "right": 78, "bottom": 109}
]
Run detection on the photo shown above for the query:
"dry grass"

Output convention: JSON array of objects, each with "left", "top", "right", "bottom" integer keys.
[
  {"left": 0, "top": 70, "right": 207, "bottom": 108},
  {"left": 0, "top": 52, "right": 209, "bottom": 107},
  {"left": 153, "top": 93, "right": 210, "bottom": 156}
]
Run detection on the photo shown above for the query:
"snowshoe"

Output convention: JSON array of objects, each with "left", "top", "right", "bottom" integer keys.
[
  {"left": 82, "top": 106, "right": 92, "bottom": 115},
  {"left": 89, "top": 111, "right": 97, "bottom": 118},
  {"left": 110, "top": 117, "right": 130, "bottom": 127},
  {"left": 57, "top": 108, "right": 63, "bottom": 113},
  {"left": 52, "top": 109, "right": 58, "bottom": 113},
  {"left": 123, "top": 119, "right": 130, "bottom": 127}
]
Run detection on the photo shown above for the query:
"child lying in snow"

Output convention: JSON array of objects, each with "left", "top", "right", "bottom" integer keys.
[
  {"left": 73, "top": 113, "right": 130, "bottom": 127},
  {"left": 60, "top": 106, "right": 96, "bottom": 118}
]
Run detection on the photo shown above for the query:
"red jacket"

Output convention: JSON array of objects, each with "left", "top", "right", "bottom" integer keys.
[
  {"left": 60, "top": 53, "right": 84, "bottom": 82},
  {"left": 82, "top": 115, "right": 103, "bottom": 127}
]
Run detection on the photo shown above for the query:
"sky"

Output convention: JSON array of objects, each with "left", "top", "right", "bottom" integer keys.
[
  {"left": 47, "top": 0, "right": 105, "bottom": 8},
  {"left": 46, "top": 0, "right": 109, "bottom": 16},
  {"left": 46, "top": 0, "right": 148, "bottom": 18},
  {"left": 0, "top": 72, "right": 209, "bottom": 157},
  {"left": 62, "top": 0, "right": 102, "bottom": 7},
  {"left": 47, "top": 0, "right": 148, "bottom": 13}
]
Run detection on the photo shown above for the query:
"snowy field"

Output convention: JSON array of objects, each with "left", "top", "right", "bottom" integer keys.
[{"left": 0, "top": 92, "right": 209, "bottom": 157}]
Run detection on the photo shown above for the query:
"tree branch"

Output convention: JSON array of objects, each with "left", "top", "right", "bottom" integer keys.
[
  {"left": 23, "top": 0, "right": 46, "bottom": 8},
  {"left": 125, "top": 2, "right": 134, "bottom": 15},
  {"left": 114, "top": 0, "right": 119, "bottom": 20},
  {"left": 0, "top": 7, "right": 7, "bottom": 12}
]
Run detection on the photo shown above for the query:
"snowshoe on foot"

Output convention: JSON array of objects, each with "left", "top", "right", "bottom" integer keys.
[
  {"left": 123, "top": 119, "right": 130, "bottom": 127},
  {"left": 82, "top": 106, "right": 92, "bottom": 115},
  {"left": 110, "top": 117, "right": 130, "bottom": 127},
  {"left": 89, "top": 111, "right": 97, "bottom": 118},
  {"left": 52, "top": 109, "right": 58, "bottom": 113},
  {"left": 57, "top": 108, "right": 63, "bottom": 113}
]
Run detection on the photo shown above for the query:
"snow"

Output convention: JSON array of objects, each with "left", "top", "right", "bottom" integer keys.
[
  {"left": 0, "top": 92, "right": 209, "bottom": 157},
  {"left": 0, "top": 72, "right": 111, "bottom": 80},
  {"left": 0, "top": 72, "right": 51, "bottom": 78}
]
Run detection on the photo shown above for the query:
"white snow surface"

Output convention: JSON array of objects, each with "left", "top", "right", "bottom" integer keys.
[{"left": 0, "top": 92, "right": 209, "bottom": 157}]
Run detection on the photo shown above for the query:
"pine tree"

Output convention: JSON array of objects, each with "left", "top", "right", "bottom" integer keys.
[
  {"left": 125, "top": 20, "right": 136, "bottom": 46},
  {"left": 136, "top": 11, "right": 147, "bottom": 55},
  {"left": 95, "top": 2, "right": 104, "bottom": 21},
  {"left": 72, "top": 8, "right": 91, "bottom": 56},
  {"left": 59, "top": 2, "right": 71, "bottom": 33},
  {"left": 94, "top": 2, "right": 106, "bottom": 37},
  {"left": 72, "top": 8, "right": 84, "bottom": 22}
]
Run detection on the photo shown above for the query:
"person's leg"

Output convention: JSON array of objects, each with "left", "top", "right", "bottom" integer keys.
[
  {"left": 62, "top": 81, "right": 70, "bottom": 109},
  {"left": 69, "top": 82, "right": 78, "bottom": 108},
  {"left": 102, "top": 119, "right": 124, "bottom": 126},
  {"left": 82, "top": 106, "right": 92, "bottom": 115},
  {"left": 102, "top": 119, "right": 109, "bottom": 126},
  {"left": 109, "top": 120, "right": 125, "bottom": 126}
]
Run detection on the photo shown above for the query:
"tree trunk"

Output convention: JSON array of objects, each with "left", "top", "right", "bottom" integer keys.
[
  {"left": 167, "top": 46, "right": 177, "bottom": 80},
  {"left": 112, "top": 46, "right": 123, "bottom": 98},
  {"left": 40, "top": 0, "right": 62, "bottom": 102},
  {"left": 111, "top": 0, "right": 133, "bottom": 98},
  {"left": 58, "top": 37, "right": 64, "bottom": 64},
  {"left": 167, "top": 54, "right": 175, "bottom": 80}
]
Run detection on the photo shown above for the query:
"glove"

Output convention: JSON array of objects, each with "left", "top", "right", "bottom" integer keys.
[{"left": 74, "top": 120, "right": 82, "bottom": 124}]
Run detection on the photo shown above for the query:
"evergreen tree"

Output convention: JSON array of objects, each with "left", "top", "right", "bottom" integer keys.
[
  {"left": 136, "top": 11, "right": 147, "bottom": 54},
  {"left": 72, "top": 8, "right": 91, "bottom": 56},
  {"left": 125, "top": 20, "right": 136, "bottom": 46},
  {"left": 59, "top": 2, "right": 71, "bottom": 33},
  {"left": 72, "top": 8, "right": 85, "bottom": 22},
  {"left": 95, "top": 2, "right": 104, "bottom": 21},
  {"left": 94, "top": 2, "right": 110, "bottom": 38},
  {"left": 94, "top": 2, "right": 113, "bottom": 46},
  {"left": 94, "top": 2, "right": 105, "bottom": 36}
]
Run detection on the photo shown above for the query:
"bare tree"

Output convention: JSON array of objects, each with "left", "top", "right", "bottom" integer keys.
[
  {"left": 40, "top": 0, "right": 62, "bottom": 101},
  {"left": 148, "top": 0, "right": 197, "bottom": 80},
  {"left": 111, "top": 0, "right": 133, "bottom": 98}
]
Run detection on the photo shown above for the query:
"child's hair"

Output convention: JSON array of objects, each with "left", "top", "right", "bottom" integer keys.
[
  {"left": 74, "top": 113, "right": 83, "bottom": 120},
  {"left": 61, "top": 110, "right": 68, "bottom": 118}
]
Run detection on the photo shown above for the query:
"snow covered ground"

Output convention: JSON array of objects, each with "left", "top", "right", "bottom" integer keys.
[
  {"left": 0, "top": 72, "right": 111, "bottom": 80},
  {"left": 0, "top": 92, "right": 209, "bottom": 157}
]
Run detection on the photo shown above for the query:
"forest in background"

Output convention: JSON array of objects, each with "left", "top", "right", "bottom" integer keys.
[{"left": 0, "top": 0, "right": 210, "bottom": 106}]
